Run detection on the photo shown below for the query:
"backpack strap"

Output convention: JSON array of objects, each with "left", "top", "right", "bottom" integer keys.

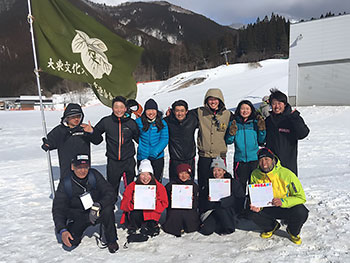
[
  {"left": 87, "top": 169, "right": 97, "bottom": 190},
  {"left": 63, "top": 170, "right": 97, "bottom": 199},
  {"left": 63, "top": 175, "right": 73, "bottom": 199}
]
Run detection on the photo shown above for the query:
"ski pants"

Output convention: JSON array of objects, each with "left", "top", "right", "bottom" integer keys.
[
  {"left": 107, "top": 157, "right": 136, "bottom": 201},
  {"left": 248, "top": 204, "right": 309, "bottom": 236},
  {"left": 66, "top": 204, "right": 117, "bottom": 247}
]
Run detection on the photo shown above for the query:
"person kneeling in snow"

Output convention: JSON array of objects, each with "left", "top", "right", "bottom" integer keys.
[
  {"left": 52, "top": 154, "right": 119, "bottom": 253},
  {"left": 249, "top": 148, "right": 309, "bottom": 245},
  {"left": 120, "top": 159, "right": 168, "bottom": 242},
  {"left": 162, "top": 163, "right": 200, "bottom": 237},
  {"left": 199, "top": 157, "right": 245, "bottom": 235}
]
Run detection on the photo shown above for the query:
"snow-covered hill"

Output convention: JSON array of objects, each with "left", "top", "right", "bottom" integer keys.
[{"left": 0, "top": 59, "right": 349, "bottom": 262}]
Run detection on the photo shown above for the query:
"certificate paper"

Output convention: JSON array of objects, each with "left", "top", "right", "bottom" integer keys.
[
  {"left": 248, "top": 183, "right": 274, "bottom": 207},
  {"left": 209, "top": 179, "right": 231, "bottom": 201},
  {"left": 134, "top": 185, "right": 156, "bottom": 210},
  {"left": 171, "top": 185, "right": 193, "bottom": 209}
]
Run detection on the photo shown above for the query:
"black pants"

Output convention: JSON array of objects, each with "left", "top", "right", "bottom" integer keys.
[
  {"left": 125, "top": 210, "right": 157, "bottom": 231},
  {"left": 169, "top": 158, "right": 195, "bottom": 182},
  {"left": 197, "top": 156, "right": 218, "bottom": 190},
  {"left": 200, "top": 208, "right": 235, "bottom": 236},
  {"left": 107, "top": 157, "right": 136, "bottom": 200},
  {"left": 248, "top": 204, "right": 309, "bottom": 236},
  {"left": 233, "top": 160, "right": 258, "bottom": 193},
  {"left": 162, "top": 209, "right": 200, "bottom": 237},
  {"left": 66, "top": 204, "right": 117, "bottom": 247},
  {"left": 234, "top": 160, "right": 258, "bottom": 212},
  {"left": 137, "top": 158, "right": 164, "bottom": 183}
]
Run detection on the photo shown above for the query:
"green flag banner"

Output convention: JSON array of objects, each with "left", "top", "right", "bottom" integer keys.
[{"left": 32, "top": 0, "right": 143, "bottom": 107}]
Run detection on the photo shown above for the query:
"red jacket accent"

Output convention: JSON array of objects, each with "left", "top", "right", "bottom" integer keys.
[{"left": 120, "top": 181, "right": 168, "bottom": 224}]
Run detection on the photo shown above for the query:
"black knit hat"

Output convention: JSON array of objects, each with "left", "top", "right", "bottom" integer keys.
[
  {"left": 269, "top": 89, "right": 288, "bottom": 105},
  {"left": 112, "top": 96, "right": 127, "bottom": 107},
  {"left": 257, "top": 147, "right": 275, "bottom": 160},
  {"left": 172, "top": 100, "right": 188, "bottom": 111},
  {"left": 144, "top": 98, "right": 158, "bottom": 111}
]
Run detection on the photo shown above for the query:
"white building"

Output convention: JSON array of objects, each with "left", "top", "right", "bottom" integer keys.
[{"left": 288, "top": 14, "right": 350, "bottom": 106}]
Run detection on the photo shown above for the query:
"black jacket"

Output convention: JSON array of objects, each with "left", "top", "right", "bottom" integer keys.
[
  {"left": 163, "top": 178, "right": 200, "bottom": 236},
  {"left": 94, "top": 113, "right": 139, "bottom": 161},
  {"left": 164, "top": 109, "right": 198, "bottom": 161},
  {"left": 52, "top": 168, "right": 116, "bottom": 233},
  {"left": 265, "top": 104, "right": 310, "bottom": 176},
  {"left": 165, "top": 177, "right": 199, "bottom": 211},
  {"left": 199, "top": 172, "right": 245, "bottom": 214},
  {"left": 42, "top": 124, "right": 102, "bottom": 178}
]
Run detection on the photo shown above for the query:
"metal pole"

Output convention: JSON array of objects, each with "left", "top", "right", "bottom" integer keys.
[{"left": 27, "top": 0, "right": 55, "bottom": 198}]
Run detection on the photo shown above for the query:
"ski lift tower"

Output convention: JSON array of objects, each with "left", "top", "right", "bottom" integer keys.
[{"left": 220, "top": 48, "right": 231, "bottom": 66}]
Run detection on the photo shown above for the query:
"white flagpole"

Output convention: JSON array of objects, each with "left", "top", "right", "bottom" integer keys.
[{"left": 27, "top": 0, "right": 55, "bottom": 199}]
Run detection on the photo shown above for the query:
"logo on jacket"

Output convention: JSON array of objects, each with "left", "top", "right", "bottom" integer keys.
[{"left": 279, "top": 128, "right": 290, "bottom": 133}]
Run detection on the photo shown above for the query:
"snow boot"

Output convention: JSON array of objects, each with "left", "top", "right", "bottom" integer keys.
[
  {"left": 286, "top": 228, "right": 302, "bottom": 245},
  {"left": 260, "top": 222, "right": 280, "bottom": 239}
]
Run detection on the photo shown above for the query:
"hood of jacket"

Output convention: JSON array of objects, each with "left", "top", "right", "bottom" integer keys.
[
  {"left": 61, "top": 103, "right": 84, "bottom": 126},
  {"left": 204, "top": 88, "right": 225, "bottom": 109}
]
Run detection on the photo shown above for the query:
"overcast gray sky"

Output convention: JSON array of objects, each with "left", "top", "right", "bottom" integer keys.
[{"left": 90, "top": 0, "right": 350, "bottom": 25}]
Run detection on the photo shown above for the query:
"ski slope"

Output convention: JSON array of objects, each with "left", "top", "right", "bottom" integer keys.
[{"left": 0, "top": 59, "right": 349, "bottom": 262}]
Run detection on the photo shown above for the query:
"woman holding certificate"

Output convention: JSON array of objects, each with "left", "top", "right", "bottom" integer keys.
[
  {"left": 135, "top": 99, "right": 169, "bottom": 182},
  {"left": 163, "top": 163, "right": 200, "bottom": 237},
  {"left": 120, "top": 160, "right": 168, "bottom": 240},
  {"left": 199, "top": 157, "right": 245, "bottom": 235},
  {"left": 225, "top": 100, "right": 266, "bottom": 211}
]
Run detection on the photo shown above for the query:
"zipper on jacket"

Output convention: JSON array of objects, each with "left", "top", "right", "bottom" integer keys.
[
  {"left": 118, "top": 118, "right": 122, "bottom": 160},
  {"left": 243, "top": 122, "right": 248, "bottom": 162}
]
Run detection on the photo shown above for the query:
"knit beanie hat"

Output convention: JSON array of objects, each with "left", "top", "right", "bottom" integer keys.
[
  {"left": 257, "top": 147, "right": 275, "bottom": 160},
  {"left": 176, "top": 163, "right": 192, "bottom": 176},
  {"left": 144, "top": 99, "right": 158, "bottom": 111},
  {"left": 138, "top": 159, "right": 154, "bottom": 174},
  {"left": 210, "top": 157, "right": 226, "bottom": 171}
]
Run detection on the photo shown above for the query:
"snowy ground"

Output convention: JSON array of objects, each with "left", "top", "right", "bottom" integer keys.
[{"left": 0, "top": 59, "right": 349, "bottom": 262}]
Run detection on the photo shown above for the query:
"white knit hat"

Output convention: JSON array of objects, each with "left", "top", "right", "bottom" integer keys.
[
  {"left": 138, "top": 159, "right": 154, "bottom": 174},
  {"left": 210, "top": 157, "right": 226, "bottom": 171}
]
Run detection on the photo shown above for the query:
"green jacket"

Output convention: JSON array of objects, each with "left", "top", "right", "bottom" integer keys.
[
  {"left": 250, "top": 158, "right": 306, "bottom": 208},
  {"left": 197, "top": 88, "right": 232, "bottom": 158}
]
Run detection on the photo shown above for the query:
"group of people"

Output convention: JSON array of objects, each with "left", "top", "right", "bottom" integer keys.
[{"left": 43, "top": 88, "right": 310, "bottom": 253}]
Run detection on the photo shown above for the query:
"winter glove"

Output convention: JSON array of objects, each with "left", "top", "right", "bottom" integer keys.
[
  {"left": 89, "top": 202, "right": 101, "bottom": 224},
  {"left": 257, "top": 115, "right": 266, "bottom": 130},
  {"left": 229, "top": 120, "right": 238, "bottom": 136},
  {"left": 41, "top": 137, "right": 50, "bottom": 151}
]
